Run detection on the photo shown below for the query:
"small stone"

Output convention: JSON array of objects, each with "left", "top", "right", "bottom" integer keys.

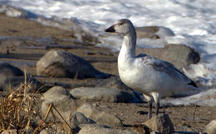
[
  {"left": 41, "top": 86, "right": 78, "bottom": 122},
  {"left": 144, "top": 114, "right": 174, "bottom": 134},
  {"left": 39, "top": 124, "right": 70, "bottom": 134},
  {"left": 1, "top": 129, "right": 17, "bottom": 134},
  {"left": 70, "top": 112, "right": 95, "bottom": 128},
  {"left": 78, "top": 124, "right": 136, "bottom": 134},
  {"left": 77, "top": 103, "right": 123, "bottom": 127},
  {"left": 150, "top": 131, "right": 162, "bottom": 134},
  {"left": 131, "top": 124, "right": 151, "bottom": 134},
  {"left": 39, "top": 129, "right": 48, "bottom": 134},
  {"left": 206, "top": 120, "right": 216, "bottom": 134}
]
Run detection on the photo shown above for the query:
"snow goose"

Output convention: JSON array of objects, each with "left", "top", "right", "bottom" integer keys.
[{"left": 105, "top": 19, "right": 198, "bottom": 118}]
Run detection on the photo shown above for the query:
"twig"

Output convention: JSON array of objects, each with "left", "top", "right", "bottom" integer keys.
[
  {"left": 33, "top": 104, "right": 53, "bottom": 134},
  {"left": 24, "top": 69, "right": 27, "bottom": 97},
  {"left": 52, "top": 105, "right": 73, "bottom": 132}
]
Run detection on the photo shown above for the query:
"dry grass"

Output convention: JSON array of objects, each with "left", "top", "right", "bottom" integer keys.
[
  {"left": 0, "top": 71, "right": 41, "bottom": 133},
  {"left": 0, "top": 70, "right": 75, "bottom": 133}
]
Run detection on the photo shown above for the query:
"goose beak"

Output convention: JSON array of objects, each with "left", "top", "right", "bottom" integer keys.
[{"left": 105, "top": 25, "right": 115, "bottom": 32}]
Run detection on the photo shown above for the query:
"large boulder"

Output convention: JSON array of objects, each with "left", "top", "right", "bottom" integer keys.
[
  {"left": 77, "top": 103, "right": 123, "bottom": 127},
  {"left": 144, "top": 114, "right": 174, "bottom": 134},
  {"left": 36, "top": 50, "right": 109, "bottom": 79},
  {"left": 78, "top": 124, "right": 136, "bottom": 134},
  {"left": 70, "top": 87, "right": 135, "bottom": 103},
  {"left": 137, "top": 44, "right": 200, "bottom": 70}
]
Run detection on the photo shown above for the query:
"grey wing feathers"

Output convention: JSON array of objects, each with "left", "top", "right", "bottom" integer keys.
[{"left": 142, "top": 55, "right": 197, "bottom": 87}]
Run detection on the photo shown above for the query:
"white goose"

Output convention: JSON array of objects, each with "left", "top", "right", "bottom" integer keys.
[{"left": 105, "top": 19, "right": 198, "bottom": 118}]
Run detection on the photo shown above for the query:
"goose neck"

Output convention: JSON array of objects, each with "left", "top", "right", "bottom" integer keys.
[{"left": 121, "top": 32, "right": 136, "bottom": 58}]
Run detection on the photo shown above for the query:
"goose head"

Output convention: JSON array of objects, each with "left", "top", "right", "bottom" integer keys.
[{"left": 105, "top": 19, "right": 135, "bottom": 36}]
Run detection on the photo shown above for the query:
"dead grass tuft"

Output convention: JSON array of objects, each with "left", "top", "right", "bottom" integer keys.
[
  {"left": 0, "top": 70, "right": 75, "bottom": 133},
  {"left": 0, "top": 70, "right": 41, "bottom": 133}
]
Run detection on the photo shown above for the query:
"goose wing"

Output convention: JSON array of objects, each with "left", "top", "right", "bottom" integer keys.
[{"left": 137, "top": 55, "right": 197, "bottom": 88}]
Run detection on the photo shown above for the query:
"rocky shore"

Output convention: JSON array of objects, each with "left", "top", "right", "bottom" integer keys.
[{"left": 0, "top": 10, "right": 215, "bottom": 134}]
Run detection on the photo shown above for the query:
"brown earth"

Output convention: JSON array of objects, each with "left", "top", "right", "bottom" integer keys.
[{"left": 0, "top": 14, "right": 215, "bottom": 133}]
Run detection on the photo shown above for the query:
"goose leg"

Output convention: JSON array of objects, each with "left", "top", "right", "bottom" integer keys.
[
  {"left": 155, "top": 102, "right": 160, "bottom": 115},
  {"left": 143, "top": 93, "right": 153, "bottom": 119},
  {"left": 151, "top": 92, "right": 160, "bottom": 116},
  {"left": 148, "top": 100, "right": 153, "bottom": 118}
]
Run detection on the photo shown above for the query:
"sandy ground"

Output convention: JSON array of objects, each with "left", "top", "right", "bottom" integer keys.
[{"left": 0, "top": 14, "right": 215, "bottom": 133}]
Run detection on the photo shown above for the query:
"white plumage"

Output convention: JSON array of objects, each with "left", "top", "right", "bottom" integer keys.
[{"left": 105, "top": 19, "right": 198, "bottom": 118}]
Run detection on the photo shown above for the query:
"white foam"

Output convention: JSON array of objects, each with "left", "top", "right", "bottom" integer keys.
[
  {"left": 162, "top": 88, "right": 216, "bottom": 106},
  {"left": 156, "top": 27, "right": 175, "bottom": 38}
]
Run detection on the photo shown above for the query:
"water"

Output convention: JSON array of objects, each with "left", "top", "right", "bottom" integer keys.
[{"left": 1, "top": 0, "right": 216, "bottom": 106}]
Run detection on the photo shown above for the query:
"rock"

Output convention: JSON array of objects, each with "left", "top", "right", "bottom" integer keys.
[
  {"left": 70, "top": 87, "right": 135, "bottom": 103},
  {"left": 11, "top": 76, "right": 44, "bottom": 93},
  {"left": 41, "top": 86, "right": 78, "bottom": 122},
  {"left": 40, "top": 123, "right": 74, "bottom": 134},
  {"left": 39, "top": 129, "right": 48, "bottom": 134},
  {"left": 0, "top": 62, "right": 42, "bottom": 92},
  {"left": 144, "top": 114, "right": 174, "bottom": 134},
  {"left": 70, "top": 112, "right": 95, "bottom": 129},
  {"left": 137, "top": 44, "right": 200, "bottom": 70},
  {"left": 136, "top": 26, "right": 174, "bottom": 39},
  {"left": 0, "top": 62, "right": 23, "bottom": 77},
  {"left": 1, "top": 129, "right": 17, "bottom": 134},
  {"left": 77, "top": 103, "right": 123, "bottom": 127},
  {"left": 96, "top": 76, "right": 130, "bottom": 90},
  {"left": 131, "top": 124, "right": 152, "bottom": 134},
  {"left": 39, "top": 124, "right": 70, "bottom": 134},
  {"left": 206, "top": 120, "right": 216, "bottom": 134},
  {"left": 2, "top": 129, "right": 32, "bottom": 134},
  {"left": 78, "top": 124, "right": 136, "bottom": 134},
  {"left": 36, "top": 50, "right": 109, "bottom": 79},
  {"left": 150, "top": 131, "right": 162, "bottom": 134},
  {"left": 95, "top": 76, "right": 143, "bottom": 103}
]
